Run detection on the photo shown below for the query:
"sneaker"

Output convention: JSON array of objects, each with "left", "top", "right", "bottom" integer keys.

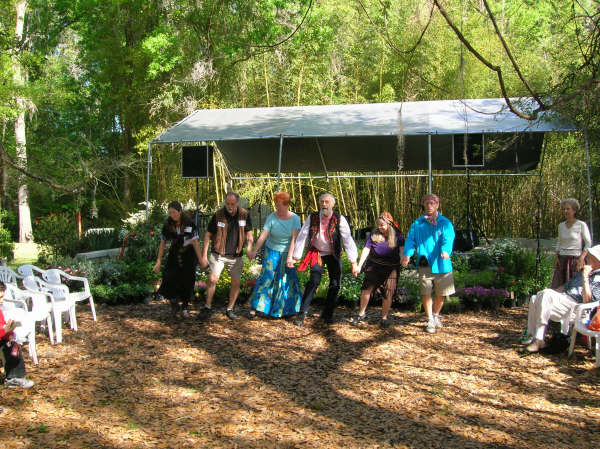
[
  {"left": 425, "top": 318, "right": 436, "bottom": 334},
  {"left": 5, "top": 377, "right": 34, "bottom": 389},
  {"left": 225, "top": 309, "right": 238, "bottom": 320},
  {"left": 380, "top": 318, "right": 390, "bottom": 328},
  {"left": 433, "top": 314, "right": 443, "bottom": 329},
  {"left": 294, "top": 312, "right": 306, "bottom": 326},
  {"left": 526, "top": 340, "right": 546, "bottom": 353},
  {"left": 197, "top": 307, "right": 212, "bottom": 321},
  {"left": 350, "top": 314, "right": 367, "bottom": 326},
  {"left": 520, "top": 334, "right": 534, "bottom": 345},
  {"left": 181, "top": 309, "right": 190, "bottom": 319}
]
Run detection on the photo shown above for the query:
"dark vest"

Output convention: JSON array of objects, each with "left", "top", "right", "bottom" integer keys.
[
  {"left": 308, "top": 211, "right": 342, "bottom": 259},
  {"left": 211, "top": 208, "right": 249, "bottom": 256}
]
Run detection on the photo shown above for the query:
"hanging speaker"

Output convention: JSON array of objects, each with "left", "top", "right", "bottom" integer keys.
[
  {"left": 452, "top": 134, "right": 485, "bottom": 168},
  {"left": 181, "top": 146, "right": 214, "bottom": 178}
]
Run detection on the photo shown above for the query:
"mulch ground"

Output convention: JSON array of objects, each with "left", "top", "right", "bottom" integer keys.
[{"left": 1, "top": 299, "right": 599, "bottom": 449}]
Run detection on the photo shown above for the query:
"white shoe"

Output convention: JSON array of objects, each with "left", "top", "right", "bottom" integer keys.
[
  {"left": 5, "top": 377, "right": 34, "bottom": 389},
  {"left": 425, "top": 318, "right": 436, "bottom": 334},
  {"left": 433, "top": 314, "right": 443, "bottom": 329}
]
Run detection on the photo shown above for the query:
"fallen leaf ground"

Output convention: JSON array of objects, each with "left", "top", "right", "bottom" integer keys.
[{"left": 1, "top": 299, "right": 599, "bottom": 449}]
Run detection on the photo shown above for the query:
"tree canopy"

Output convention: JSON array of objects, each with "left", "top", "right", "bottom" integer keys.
[{"left": 0, "top": 0, "right": 598, "bottom": 239}]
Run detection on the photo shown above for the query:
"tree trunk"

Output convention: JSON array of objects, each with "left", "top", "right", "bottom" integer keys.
[
  {"left": 14, "top": 0, "right": 33, "bottom": 243},
  {"left": 0, "top": 119, "right": 7, "bottom": 206}
]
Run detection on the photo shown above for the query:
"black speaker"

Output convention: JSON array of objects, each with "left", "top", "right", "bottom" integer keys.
[
  {"left": 181, "top": 146, "right": 214, "bottom": 178},
  {"left": 454, "top": 229, "right": 479, "bottom": 252},
  {"left": 452, "top": 133, "right": 485, "bottom": 167}
]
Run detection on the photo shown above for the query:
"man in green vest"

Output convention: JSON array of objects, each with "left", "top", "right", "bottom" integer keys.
[{"left": 199, "top": 192, "right": 254, "bottom": 320}]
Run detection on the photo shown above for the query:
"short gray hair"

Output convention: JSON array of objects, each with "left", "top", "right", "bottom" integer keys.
[
  {"left": 319, "top": 192, "right": 336, "bottom": 204},
  {"left": 560, "top": 198, "right": 580, "bottom": 212},
  {"left": 226, "top": 191, "right": 240, "bottom": 202}
]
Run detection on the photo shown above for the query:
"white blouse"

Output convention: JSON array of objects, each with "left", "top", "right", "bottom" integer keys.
[{"left": 556, "top": 220, "right": 592, "bottom": 256}]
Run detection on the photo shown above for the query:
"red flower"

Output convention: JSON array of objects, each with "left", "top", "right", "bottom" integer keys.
[
  {"left": 511, "top": 280, "right": 517, "bottom": 285},
  {"left": 150, "top": 231, "right": 155, "bottom": 236},
  {"left": 498, "top": 267, "right": 504, "bottom": 273}
]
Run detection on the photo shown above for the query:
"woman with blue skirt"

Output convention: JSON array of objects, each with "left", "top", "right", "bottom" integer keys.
[{"left": 247, "top": 192, "right": 302, "bottom": 318}]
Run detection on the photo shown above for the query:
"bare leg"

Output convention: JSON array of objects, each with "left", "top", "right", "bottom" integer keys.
[
  {"left": 227, "top": 277, "right": 241, "bottom": 310},
  {"left": 358, "top": 286, "right": 375, "bottom": 316},
  {"left": 205, "top": 274, "right": 219, "bottom": 308},
  {"left": 433, "top": 295, "right": 445, "bottom": 315},
  {"left": 422, "top": 295, "right": 433, "bottom": 318},
  {"left": 382, "top": 295, "right": 392, "bottom": 320}
]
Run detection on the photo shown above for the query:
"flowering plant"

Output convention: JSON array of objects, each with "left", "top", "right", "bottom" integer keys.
[{"left": 458, "top": 286, "right": 509, "bottom": 310}]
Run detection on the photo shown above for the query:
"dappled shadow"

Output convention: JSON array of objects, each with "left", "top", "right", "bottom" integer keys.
[{"left": 2, "top": 300, "right": 599, "bottom": 448}]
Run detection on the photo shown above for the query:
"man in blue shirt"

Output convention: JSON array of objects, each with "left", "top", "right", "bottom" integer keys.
[{"left": 401, "top": 194, "right": 455, "bottom": 333}]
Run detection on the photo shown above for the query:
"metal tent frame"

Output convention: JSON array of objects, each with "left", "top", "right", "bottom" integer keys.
[{"left": 146, "top": 98, "right": 590, "bottom": 236}]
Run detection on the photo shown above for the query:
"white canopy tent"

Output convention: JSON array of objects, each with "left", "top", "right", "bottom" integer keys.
[
  {"left": 147, "top": 98, "right": 590, "bottom": 234},
  {"left": 150, "top": 97, "right": 574, "bottom": 175}
]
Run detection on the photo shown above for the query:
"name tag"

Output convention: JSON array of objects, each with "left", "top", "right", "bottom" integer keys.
[
  {"left": 239, "top": 220, "right": 246, "bottom": 226},
  {"left": 184, "top": 227, "right": 192, "bottom": 233},
  {"left": 217, "top": 221, "right": 226, "bottom": 228}
]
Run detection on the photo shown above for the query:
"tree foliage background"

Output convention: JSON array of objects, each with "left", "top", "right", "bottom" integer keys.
[{"left": 0, "top": 0, "right": 598, "bottom": 240}]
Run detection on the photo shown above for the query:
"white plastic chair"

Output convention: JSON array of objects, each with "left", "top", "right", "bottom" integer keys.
[
  {"left": 23, "top": 275, "right": 76, "bottom": 344},
  {"left": 5, "top": 283, "right": 54, "bottom": 345},
  {"left": 0, "top": 266, "right": 23, "bottom": 286},
  {"left": 2, "top": 291, "right": 39, "bottom": 365},
  {"left": 17, "top": 264, "right": 47, "bottom": 279},
  {"left": 42, "top": 269, "right": 97, "bottom": 322},
  {"left": 568, "top": 300, "right": 600, "bottom": 368}
]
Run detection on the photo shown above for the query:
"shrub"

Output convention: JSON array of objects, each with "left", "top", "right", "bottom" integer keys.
[
  {"left": 0, "top": 228, "right": 13, "bottom": 261},
  {"left": 457, "top": 286, "right": 510, "bottom": 311},
  {"left": 91, "top": 283, "right": 152, "bottom": 304},
  {"left": 451, "top": 252, "right": 470, "bottom": 273},
  {"left": 454, "top": 270, "right": 497, "bottom": 289},
  {"left": 33, "top": 212, "right": 79, "bottom": 257},
  {"left": 338, "top": 272, "right": 363, "bottom": 301},
  {"left": 75, "top": 229, "right": 121, "bottom": 253}
]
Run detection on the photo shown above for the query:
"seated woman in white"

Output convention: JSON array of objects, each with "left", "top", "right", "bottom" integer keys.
[{"left": 523, "top": 244, "right": 600, "bottom": 353}]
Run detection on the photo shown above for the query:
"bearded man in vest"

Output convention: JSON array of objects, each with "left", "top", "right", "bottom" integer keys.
[
  {"left": 288, "top": 193, "right": 358, "bottom": 326},
  {"left": 199, "top": 192, "right": 254, "bottom": 321}
]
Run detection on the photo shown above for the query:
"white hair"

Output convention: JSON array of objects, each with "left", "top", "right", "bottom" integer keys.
[{"left": 319, "top": 192, "right": 336, "bottom": 204}]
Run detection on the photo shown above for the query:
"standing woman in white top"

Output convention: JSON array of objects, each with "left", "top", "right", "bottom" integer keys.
[{"left": 551, "top": 198, "right": 592, "bottom": 289}]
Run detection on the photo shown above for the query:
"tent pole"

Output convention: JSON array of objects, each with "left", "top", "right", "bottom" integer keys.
[
  {"left": 145, "top": 142, "right": 152, "bottom": 220},
  {"left": 534, "top": 134, "right": 548, "bottom": 283},
  {"left": 427, "top": 134, "right": 433, "bottom": 193},
  {"left": 276, "top": 134, "right": 284, "bottom": 191},
  {"left": 315, "top": 137, "right": 329, "bottom": 182},
  {"left": 584, "top": 128, "right": 594, "bottom": 240}
]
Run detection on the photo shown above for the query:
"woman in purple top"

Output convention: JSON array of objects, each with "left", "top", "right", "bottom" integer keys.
[{"left": 351, "top": 212, "right": 404, "bottom": 328}]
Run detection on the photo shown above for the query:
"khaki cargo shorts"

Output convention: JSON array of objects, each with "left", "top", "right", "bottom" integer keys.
[
  {"left": 418, "top": 266, "right": 455, "bottom": 297},
  {"left": 209, "top": 253, "right": 244, "bottom": 279}
]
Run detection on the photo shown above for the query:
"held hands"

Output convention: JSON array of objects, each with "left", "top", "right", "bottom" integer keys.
[
  {"left": 401, "top": 255, "right": 410, "bottom": 267},
  {"left": 576, "top": 256, "right": 586, "bottom": 272},
  {"left": 352, "top": 264, "right": 361, "bottom": 277},
  {"left": 440, "top": 252, "right": 450, "bottom": 260},
  {"left": 199, "top": 255, "right": 209, "bottom": 269},
  {"left": 286, "top": 258, "right": 296, "bottom": 268},
  {"left": 247, "top": 249, "right": 256, "bottom": 260}
]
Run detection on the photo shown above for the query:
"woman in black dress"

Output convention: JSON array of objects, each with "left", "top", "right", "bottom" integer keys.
[{"left": 153, "top": 201, "right": 203, "bottom": 318}]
